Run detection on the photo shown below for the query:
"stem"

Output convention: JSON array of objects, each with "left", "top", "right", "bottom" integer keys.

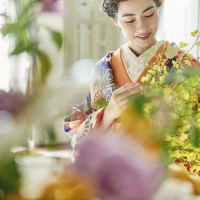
[{"left": 188, "top": 34, "right": 200, "bottom": 53}]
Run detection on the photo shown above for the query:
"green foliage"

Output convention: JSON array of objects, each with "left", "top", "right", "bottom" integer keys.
[
  {"left": 0, "top": 157, "right": 20, "bottom": 199},
  {"left": 35, "top": 49, "right": 51, "bottom": 82},
  {"left": 44, "top": 27, "right": 63, "bottom": 50},
  {"left": 1, "top": 0, "right": 63, "bottom": 84},
  {"left": 128, "top": 94, "right": 151, "bottom": 116}
]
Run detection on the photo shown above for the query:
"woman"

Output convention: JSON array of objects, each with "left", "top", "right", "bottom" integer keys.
[{"left": 64, "top": 0, "right": 199, "bottom": 153}]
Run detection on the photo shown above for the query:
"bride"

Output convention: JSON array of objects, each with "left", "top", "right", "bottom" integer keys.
[{"left": 64, "top": 0, "right": 199, "bottom": 153}]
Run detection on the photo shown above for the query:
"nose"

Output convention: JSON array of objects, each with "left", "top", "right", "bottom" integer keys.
[{"left": 136, "top": 18, "right": 147, "bottom": 32}]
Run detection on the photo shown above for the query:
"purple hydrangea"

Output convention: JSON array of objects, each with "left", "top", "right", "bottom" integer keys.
[{"left": 75, "top": 135, "right": 164, "bottom": 200}]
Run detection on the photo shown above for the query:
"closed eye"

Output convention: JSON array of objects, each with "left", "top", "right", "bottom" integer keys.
[
  {"left": 145, "top": 13, "right": 154, "bottom": 18},
  {"left": 125, "top": 20, "right": 135, "bottom": 24}
]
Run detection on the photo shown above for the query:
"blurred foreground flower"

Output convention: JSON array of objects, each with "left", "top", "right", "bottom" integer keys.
[
  {"left": 40, "top": 0, "right": 63, "bottom": 14},
  {"left": 75, "top": 135, "right": 164, "bottom": 200},
  {"left": 40, "top": 168, "right": 96, "bottom": 200},
  {"left": 0, "top": 90, "right": 25, "bottom": 117}
]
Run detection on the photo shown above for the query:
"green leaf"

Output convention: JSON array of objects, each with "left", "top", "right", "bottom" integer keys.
[
  {"left": 128, "top": 94, "right": 150, "bottom": 116},
  {"left": 43, "top": 26, "right": 63, "bottom": 50},
  {"left": 0, "top": 23, "right": 18, "bottom": 37},
  {"left": 0, "top": 158, "right": 20, "bottom": 196},
  {"left": 50, "top": 30, "right": 63, "bottom": 50},
  {"left": 10, "top": 40, "right": 34, "bottom": 55},
  {"left": 15, "top": 0, "right": 38, "bottom": 23},
  {"left": 35, "top": 50, "right": 51, "bottom": 82}
]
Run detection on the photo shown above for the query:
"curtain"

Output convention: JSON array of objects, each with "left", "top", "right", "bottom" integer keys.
[{"left": 156, "top": 0, "right": 199, "bottom": 58}]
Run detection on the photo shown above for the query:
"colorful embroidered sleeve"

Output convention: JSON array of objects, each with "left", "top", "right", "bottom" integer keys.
[{"left": 64, "top": 52, "right": 116, "bottom": 150}]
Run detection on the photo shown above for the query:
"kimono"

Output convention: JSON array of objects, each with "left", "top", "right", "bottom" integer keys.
[{"left": 64, "top": 40, "right": 200, "bottom": 153}]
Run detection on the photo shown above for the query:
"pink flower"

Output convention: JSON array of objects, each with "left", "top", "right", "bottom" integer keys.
[
  {"left": 75, "top": 135, "right": 164, "bottom": 200},
  {"left": 40, "top": 0, "right": 65, "bottom": 15}
]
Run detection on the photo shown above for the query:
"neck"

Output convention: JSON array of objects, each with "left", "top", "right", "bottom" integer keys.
[{"left": 129, "top": 39, "right": 157, "bottom": 57}]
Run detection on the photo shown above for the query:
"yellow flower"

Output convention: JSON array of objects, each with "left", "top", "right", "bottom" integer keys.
[
  {"left": 190, "top": 95, "right": 198, "bottom": 102},
  {"left": 179, "top": 133, "right": 188, "bottom": 141},
  {"left": 148, "top": 70, "right": 155, "bottom": 75},
  {"left": 159, "top": 76, "right": 165, "bottom": 84},
  {"left": 165, "top": 135, "right": 171, "bottom": 142},
  {"left": 172, "top": 60, "right": 179, "bottom": 69},
  {"left": 163, "top": 66, "right": 168, "bottom": 71},
  {"left": 172, "top": 150, "right": 182, "bottom": 158},
  {"left": 177, "top": 84, "right": 184, "bottom": 91},
  {"left": 196, "top": 41, "right": 200, "bottom": 47},
  {"left": 164, "top": 87, "right": 173, "bottom": 95},
  {"left": 191, "top": 29, "right": 199, "bottom": 37},
  {"left": 184, "top": 60, "right": 192, "bottom": 67},
  {"left": 141, "top": 76, "right": 148, "bottom": 83},
  {"left": 185, "top": 153, "right": 198, "bottom": 162},
  {"left": 179, "top": 42, "right": 188, "bottom": 48},
  {"left": 190, "top": 88, "right": 196, "bottom": 93},
  {"left": 182, "top": 90, "right": 190, "bottom": 100},
  {"left": 184, "top": 51, "right": 193, "bottom": 59}
]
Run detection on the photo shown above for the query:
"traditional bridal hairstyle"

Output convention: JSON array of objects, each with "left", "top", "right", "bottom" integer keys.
[{"left": 101, "top": 0, "right": 162, "bottom": 18}]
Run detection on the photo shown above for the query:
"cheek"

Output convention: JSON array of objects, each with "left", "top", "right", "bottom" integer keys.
[
  {"left": 151, "top": 15, "right": 159, "bottom": 29},
  {"left": 121, "top": 25, "right": 136, "bottom": 38}
]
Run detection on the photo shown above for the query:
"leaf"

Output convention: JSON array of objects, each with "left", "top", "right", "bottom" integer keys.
[
  {"left": 0, "top": 23, "right": 18, "bottom": 37},
  {"left": 50, "top": 29, "right": 63, "bottom": 50},
  {"left": 35, "top": 50, "right": 51, "bottom": 82},
  {"left": 42, "top": 26, "right": 63, "bottom": 50},
  {"left": 0, "top": 158, "right": 20, "bottom": 195},
  {"left": 15, "top": 0, "right": 38, "bottom": 23},
  {"left": 10, "top": 40, "right": 35, "bottom": 55}
]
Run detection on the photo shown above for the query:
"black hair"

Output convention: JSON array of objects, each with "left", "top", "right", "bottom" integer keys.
[{"left": 101, "top": 0, "right": 162, "bottom": 18}]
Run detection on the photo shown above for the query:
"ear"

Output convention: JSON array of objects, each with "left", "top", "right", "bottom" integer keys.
[{"left": 111, "top": 17, "right": 119, "bottom": 26}]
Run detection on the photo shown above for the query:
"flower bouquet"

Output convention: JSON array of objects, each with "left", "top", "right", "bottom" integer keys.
[{"left": 125, "top": 30, "right": 200, "bottom": 175}]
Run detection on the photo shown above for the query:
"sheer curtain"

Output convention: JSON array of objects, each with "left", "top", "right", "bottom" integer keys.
[
  {"left": 0, "top": 0, "right": 31, "bottom": 92},
  {"left": 156, "top": 0, "right": 199, "bottom": 58},
  {"left": 0, "top": 1, "right": 11, "bottom": 91}
]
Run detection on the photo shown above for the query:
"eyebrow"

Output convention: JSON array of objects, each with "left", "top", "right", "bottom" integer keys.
[{"left": 122, "top": 6, "right": 155, "bottom": 17}]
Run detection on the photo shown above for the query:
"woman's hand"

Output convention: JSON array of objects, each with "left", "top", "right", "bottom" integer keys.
[{"left": 101, "top": 83, "right": 143, "bottom": 127}]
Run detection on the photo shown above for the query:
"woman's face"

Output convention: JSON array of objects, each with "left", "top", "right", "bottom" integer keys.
[{"left": 113, "top": 0, "right": 159, "bottom": 55}]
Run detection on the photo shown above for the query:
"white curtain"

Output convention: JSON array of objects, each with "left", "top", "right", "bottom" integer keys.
[
  {"left": 156, "top": 0, "right": 199, "bottom": 58},
  {"left": 0, "top": 1, "right": 12, "bottom": 91}
]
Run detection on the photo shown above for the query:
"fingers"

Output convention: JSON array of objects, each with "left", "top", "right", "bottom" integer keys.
[
  {"left": 113, "top": 83, "right": 143, "bottom": 103},
  {"left": 114, "top": 83, "right": 140, "bottom": 96},
  {"left": 120, "top": 86, "right": 143, "bottom": 101}
]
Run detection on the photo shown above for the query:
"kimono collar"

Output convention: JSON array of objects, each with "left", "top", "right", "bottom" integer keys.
[{"left": 121, "top": 41, "right": 166, "bottom": 69}]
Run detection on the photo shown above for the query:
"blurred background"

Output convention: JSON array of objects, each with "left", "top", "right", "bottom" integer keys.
[{"left": 0, "top": 0, "right": 199, "bottom": 146}]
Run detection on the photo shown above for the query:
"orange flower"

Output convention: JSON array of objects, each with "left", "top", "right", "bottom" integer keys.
[{"left": 40, "top": 168, "right": 97, "bottom": 200}]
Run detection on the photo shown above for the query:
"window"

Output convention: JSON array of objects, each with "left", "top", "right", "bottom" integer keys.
[
  {"left": 0, "top": 1, "right": 11, "bottom": 91},
  {"left": 157, "top": 0, "right": 199, "bottom": 58}
]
